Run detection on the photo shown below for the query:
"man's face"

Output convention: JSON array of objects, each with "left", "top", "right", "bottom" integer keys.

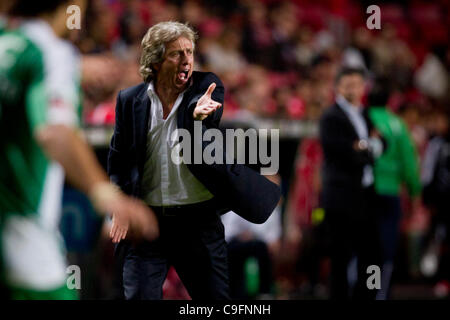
[
  {"left": 154, "top": 36, "right": 194, "bottom": 92},
  {"left": 336, "top": 73, "right": 365, "bottom": 106}
]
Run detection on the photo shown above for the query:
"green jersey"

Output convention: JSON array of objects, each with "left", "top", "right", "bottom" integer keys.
[
  {"left": 0, "top": 20, "right": 81, "bottom": 222},
  {"left": 0, "top": 20, "right": 81, "bottom": 298},
  {"left": 369, "top": 106, "right": 421, "bottom": 197},
  {"left": 0, "top": 16, "right": 6, "bottom": 33}
]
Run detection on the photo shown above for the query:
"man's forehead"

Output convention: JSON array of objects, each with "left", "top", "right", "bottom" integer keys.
[
  {"left": 166, "top": 37, "right": 193, "bottom": 50},
  {"left": 340, "top": 74, "right": 365, "bottom": 83}
]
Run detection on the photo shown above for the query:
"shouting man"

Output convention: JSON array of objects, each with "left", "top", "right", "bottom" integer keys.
[{"left": 108, "top": 21, "right": 280, "bottom": 300}]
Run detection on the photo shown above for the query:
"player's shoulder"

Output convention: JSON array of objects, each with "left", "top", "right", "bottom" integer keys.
[
  {"left": 385, "top": 108, "right": 405, "bottom": 126},
  {"left": 0, "top": 28, "right": 41, "bottom": 57},
  {"left": 0, "top": 29, "right": 45, "bottom": 78}
]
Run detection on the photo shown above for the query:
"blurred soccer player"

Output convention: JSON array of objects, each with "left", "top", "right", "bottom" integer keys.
[
  {"left": 368, "top": 78, "right": 422, "bottom": 300},
  {"left": 0, "top": 0, "right": 158, "bottom": 299}
]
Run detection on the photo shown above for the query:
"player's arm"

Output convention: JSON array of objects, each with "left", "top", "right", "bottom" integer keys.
[
  {"left": 35, "top": 124, "right": 110, "bottom": 200},
  {"left": 35, "top": 124, "right": 159, "bottom": 243},
  {"left": 398, "top": 120, "right": 421, "bottom": 196}
]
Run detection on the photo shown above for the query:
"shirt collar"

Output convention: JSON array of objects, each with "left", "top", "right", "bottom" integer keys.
[
  {"left": 147, "top": 81, "right": 157, "bottom": 98},
  {"left": 147, "top": 77, "right": 194, "bottom": 99},
  {"left": 336, "top": 95, "right": 361, "bottom": 114}
]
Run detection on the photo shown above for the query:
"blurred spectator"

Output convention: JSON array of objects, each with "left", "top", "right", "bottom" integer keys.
[
  {"left": 293, "top": 26, "right": 315, "bottom": 69},
  {"left": 268, "top": 1, "right": 300, "bottom": 71},
  {"left": 341, "top": 27, "right": 373, "bottom": 71},
  {"left": 415, "top": 47, "right": 449, "bottom": 101},
  {"left": 367, "top": 78, "right": 422, "bottom": 300},
  {"left": 421, "top": 108, "right": 450, "bottom": 298},
  {"left": 202, "top": 27, "right": 247, "bottom": 75},
  {"left": 241, "top": 0, "right": 273, "bottom": 67}
]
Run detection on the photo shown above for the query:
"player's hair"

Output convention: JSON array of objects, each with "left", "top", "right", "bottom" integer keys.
[
  {"left": 139, "top": 21, "right": 197, "bottom": 83},
  {"left": 8, "top": 0, "right": 70, "bottom": 17},
  {"left": 368, "top": 77, "right": 391, "bottom": 107},
  {"left": 335, "top": 66, "right": 366, "bottom": 84}
]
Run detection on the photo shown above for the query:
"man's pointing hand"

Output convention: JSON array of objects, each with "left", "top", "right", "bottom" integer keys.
[{"left": 193, "top": 82, "right": 222, "bottom": 120}]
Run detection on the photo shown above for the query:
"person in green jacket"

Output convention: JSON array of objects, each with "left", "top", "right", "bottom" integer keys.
[{"left": 367, "top": 78, "right": 422, "bottom": 300}]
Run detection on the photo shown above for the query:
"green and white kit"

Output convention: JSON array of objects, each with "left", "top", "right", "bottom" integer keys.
[{"left": 0, "top": 19, "right": 81, "bottom": 299}]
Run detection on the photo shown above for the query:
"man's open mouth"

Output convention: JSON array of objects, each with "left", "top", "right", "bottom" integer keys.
[{"left": 178, "top": 70, "right": 189, "bottom": 81}]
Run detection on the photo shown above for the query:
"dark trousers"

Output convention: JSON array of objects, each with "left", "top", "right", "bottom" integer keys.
[
  {"left": 375, "top": 194, "right": 401, "bottom": 300},
  {"left": 325, "top": 187, "right": 381, "bottom": 300},
  {"left": 428, "top": 205, "right": 450, "bottom": 282},
  {"left": 117, "top": 200, "right": 230, "bottom": 300}
]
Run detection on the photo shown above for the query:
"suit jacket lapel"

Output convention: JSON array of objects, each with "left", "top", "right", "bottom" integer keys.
[
  {"left": 133, "top": 85, "right": 151, "bottom": 174},
  {"left": 334, "top": 102, "right": 360, "bottom": 140}
]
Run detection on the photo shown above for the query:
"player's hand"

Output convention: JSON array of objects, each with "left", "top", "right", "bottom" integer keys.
[
  {"left": 193, "top": 83, "right": 222, "bottom": 121},
  {"left": 109, "top": 195, "right": 159, "bottom": 243}
]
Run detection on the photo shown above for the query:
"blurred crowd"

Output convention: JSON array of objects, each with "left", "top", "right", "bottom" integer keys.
[
  {"left": 77, "top": 0, "right": 449, "bottom": 125},
  {"left": 70, "top": 0, "right": 450, "bottom": 299}
]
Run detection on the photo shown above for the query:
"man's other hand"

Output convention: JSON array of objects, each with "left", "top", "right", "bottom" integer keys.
[{"left": 109, "top": 195, "right": 159, "bottom": 243}]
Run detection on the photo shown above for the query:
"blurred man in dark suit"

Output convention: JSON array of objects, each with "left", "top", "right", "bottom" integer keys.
[{"left": 319, "top": 67, "right": 383, "bottom": 300}]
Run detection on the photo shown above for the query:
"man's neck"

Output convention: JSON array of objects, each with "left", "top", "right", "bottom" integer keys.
[
  {"left": 156, "top": 86, "right": 180, "bottom": 106},
  {"left": 154, "top": 79, "right": 185, "bottom": 118},
  {"left": 337, "top": 95, "right": 361, "bottom": 110},
  {"left": 40, "top": 8, "right": 66, "bottom": 38}
]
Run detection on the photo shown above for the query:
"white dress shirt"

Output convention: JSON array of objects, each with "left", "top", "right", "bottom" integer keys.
[
  {"left": 336, "top": 95, "right": 374, "bottom": 187},
  {"left": 141, "top": 82, "right": 213, "bottom": 206}
]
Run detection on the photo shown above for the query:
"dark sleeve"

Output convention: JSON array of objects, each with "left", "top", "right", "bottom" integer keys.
[
  {"left": 319, "top": 112, "right": 372, "bottom": 168},
  {"left": 363, "top": 107, "right": 375, "bottom": 134},
  {"left": 365, "top": 106, "right": 388, "bottom": 152},
  {"left": 107, "top": 90, "right": 128, "bottom": 187}
]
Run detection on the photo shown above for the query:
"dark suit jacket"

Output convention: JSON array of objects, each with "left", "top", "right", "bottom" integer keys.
[
  {"left": 107, "top": 71, "right": 280, "bottom": 224},
  {"left": 319, "top": 102, "right": 375, "bottom": 214}
]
